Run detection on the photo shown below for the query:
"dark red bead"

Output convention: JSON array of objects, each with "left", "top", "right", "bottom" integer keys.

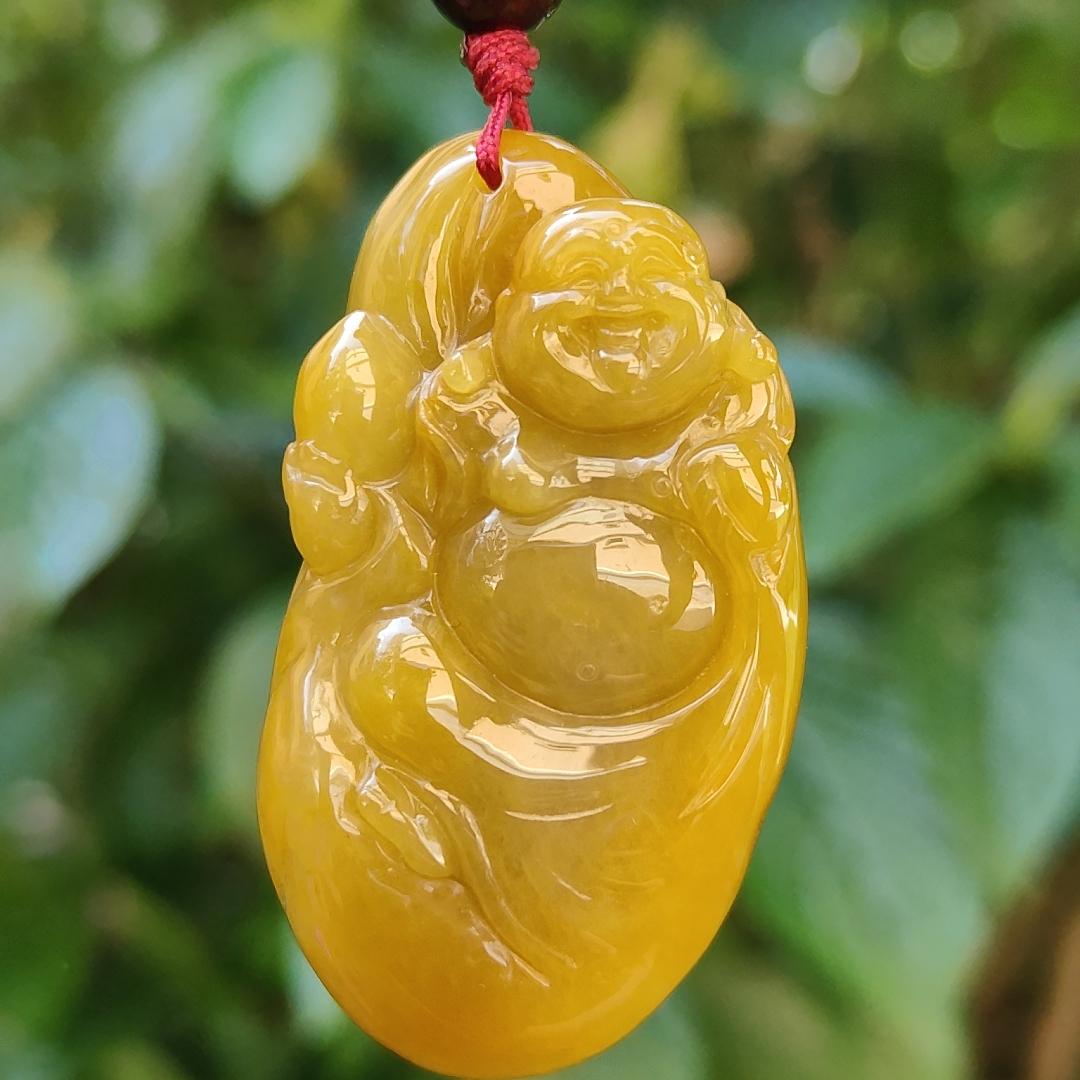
[{"left": 432, "top": 0, "right": 562, "bottom": 33}]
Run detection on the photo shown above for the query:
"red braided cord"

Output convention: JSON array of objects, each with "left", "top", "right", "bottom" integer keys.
[{"left": 463, "top": 29, "right": 540, "bottom": 190}]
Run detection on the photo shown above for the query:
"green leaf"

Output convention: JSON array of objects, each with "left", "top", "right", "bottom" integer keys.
[
  {"left": 0, "top": 365, "right": 160, "bottom": 633},
  {"left": 772, "top": 332, "right": 901, "bottom": 414},
  {"left": 884, "top": 504, "right": 1001, "bottom": 886},
  {"left": 1051, "top": 431, "right": 1080, "bottom": 572},
  {"left": 691, "top": 938, "right": 948, "bottom": 1080},
  {"left": 225, "top": 48, "right": 340, "bottom": 207},
  {"left": 983, "top": 519, "right": 1080, "bottom": 893},
  {"left": 743, "top": 606, "right": 986, "bottom": 1070},
  {"left": 887, "top": 507, "right": 1080, "bottom": 901},
  {"left": 109, "top": 33, "right": 232, "bottom": 237},
  {"left": 0, "top": 250, "right": 77, "bottom": 422},
  {"left": 284, "top": 934, "right": 366, "bottom": 1048},
  {"left": 798, "top": 402, "right": 997, "bottom": 582},
  {"left": 197, "top": 588, "right": 289, "bottom": 842},
  {"left": 360, "top": 38, "right": 477, "bottom": 151},
  {"left": 99, "top": 15, "right": 271, "bottom": 327},
  {"left": 1003, "top": 305, "right": 1080, "bottom": 461}
]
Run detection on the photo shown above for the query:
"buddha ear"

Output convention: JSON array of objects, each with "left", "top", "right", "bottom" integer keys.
[
  {"left": 723, "top": 300, "right": 782, "bottom": 385},
  {"left": 702, "top": 283, "right": 731, "bottom": 343}
]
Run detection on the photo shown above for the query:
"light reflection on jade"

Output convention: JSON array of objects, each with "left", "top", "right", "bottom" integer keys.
[{"left": 258, "top": 129, "right": 807, "bottom": 1080}]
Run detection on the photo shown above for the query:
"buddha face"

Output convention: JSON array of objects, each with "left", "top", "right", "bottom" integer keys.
[{"left": 493, "top": 199, "right": 726, "bottom": 433}]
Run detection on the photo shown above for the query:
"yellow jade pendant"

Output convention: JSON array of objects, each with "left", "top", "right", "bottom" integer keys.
[{"left": 258, "top": 130, "right": 807, "bottom": 1079}]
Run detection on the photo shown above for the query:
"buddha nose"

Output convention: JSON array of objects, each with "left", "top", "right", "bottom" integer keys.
[{"left": 603, "top": 267, "right": 634, "bottom": 300}]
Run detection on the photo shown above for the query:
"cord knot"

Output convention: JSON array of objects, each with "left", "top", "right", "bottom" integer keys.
[{"left": 462, "top": 28, "right": 540, "bottom": 190}]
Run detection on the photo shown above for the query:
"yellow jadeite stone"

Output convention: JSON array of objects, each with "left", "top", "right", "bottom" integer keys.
[{"left": 258, "top": 130, "right": 806, "bottom": 1079}]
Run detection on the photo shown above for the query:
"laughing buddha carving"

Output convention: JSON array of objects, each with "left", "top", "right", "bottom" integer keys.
[{"left": 258, "top": 130, "right": 806, "bottom": 1080}]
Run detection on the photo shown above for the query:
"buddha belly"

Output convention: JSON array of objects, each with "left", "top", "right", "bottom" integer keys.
[{"left": 435, "top": 496, "right": 729, "bottom": 716}]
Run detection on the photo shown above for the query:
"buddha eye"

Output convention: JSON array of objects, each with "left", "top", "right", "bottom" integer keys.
[
  {"left": 565, "top": 253, "right": 607, "bottom": 282},
  {"left": 562, "top": 269, "right": 600, "bottom": 294},
  {"left": 636, "top": 252, "right": 677, "bottom": 278}
]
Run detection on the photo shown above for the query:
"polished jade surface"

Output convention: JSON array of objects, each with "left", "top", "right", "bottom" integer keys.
[{"left": 258, "top": 129, "right": 806, "bottom": 1079}]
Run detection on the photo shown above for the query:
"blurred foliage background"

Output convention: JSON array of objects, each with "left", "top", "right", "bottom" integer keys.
[{"left": 2, "top": 0, "right": 1079, "bottom": 1077}]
